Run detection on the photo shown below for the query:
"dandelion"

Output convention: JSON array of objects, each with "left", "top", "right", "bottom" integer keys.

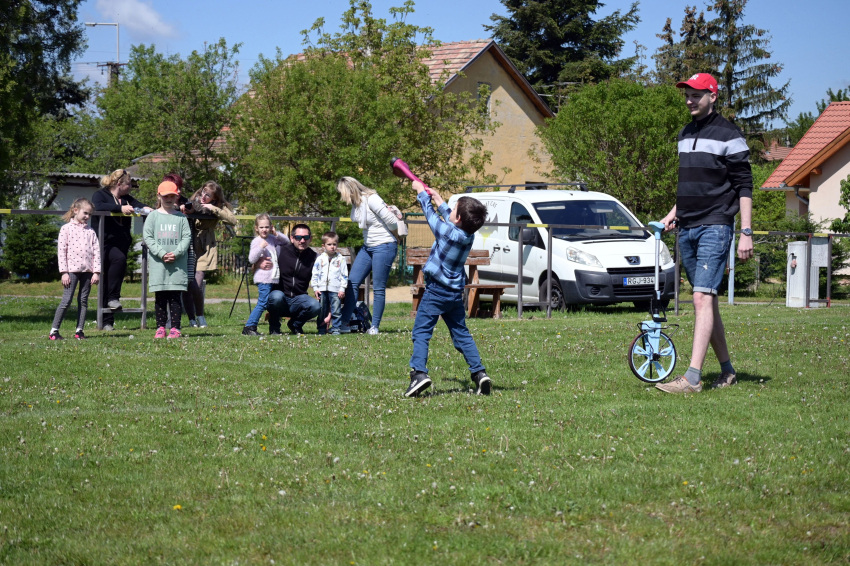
[
  {"left": 173, "top": 505, "right": 182, "bottom": 510},
  {"left": 682, "top": 481, "right": 688, "bottom": 485}
]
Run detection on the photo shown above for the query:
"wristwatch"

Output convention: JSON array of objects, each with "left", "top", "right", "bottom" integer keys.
[{"left": 741, "top": 228, "right": 753, "bottom": 237}]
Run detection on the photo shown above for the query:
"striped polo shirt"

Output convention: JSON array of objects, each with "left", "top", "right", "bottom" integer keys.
[{"left": 676, "top": 111, "right": 753, "bottom": 229}]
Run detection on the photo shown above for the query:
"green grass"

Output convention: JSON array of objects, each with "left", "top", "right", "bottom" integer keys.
[{"left": 0, "top": 295, "right": 848, "bottom": 564}]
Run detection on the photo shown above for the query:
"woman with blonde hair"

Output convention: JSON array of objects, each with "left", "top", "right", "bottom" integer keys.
[
  {"left": 183, "top": 180, "right": 236, "bottom": 328},
  {"left": 336, "top": 176, "right": 399, "bottom": 334},
  {"left": 91, "top": 168, "right": 151, "bottom": 331}
]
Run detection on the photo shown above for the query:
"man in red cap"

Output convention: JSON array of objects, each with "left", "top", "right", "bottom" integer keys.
[{"left": 656, "top": 73, "right": 754, "bottom": 394}]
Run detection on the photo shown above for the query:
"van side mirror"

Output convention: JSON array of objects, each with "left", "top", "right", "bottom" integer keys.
[{"left": 521, "top": 227, "right": 544, "bottom": 249}]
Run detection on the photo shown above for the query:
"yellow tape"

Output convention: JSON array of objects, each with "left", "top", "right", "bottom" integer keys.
[
  {"left": 609, "top": 226, "right": 631, "bottom": 230},
  {"left": 526, "top": 223, "right": 548, "bottom": 228},
  {"left": 753, "top": 230, "right": 769, "bottom": 235},
  {"left": 337, "top": 217, "right": 353, "bottom": 222},
  {"left": 813, "top": 233, "right": 829, "bottom": 237},
  {"left": 0, "top": 209, "right": 11, "bottom": 214},
  {"left": 235, "top": 215, "right": 255, "bottom": 220}
]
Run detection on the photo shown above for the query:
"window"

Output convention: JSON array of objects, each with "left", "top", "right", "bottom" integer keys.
[{"left": 509, "top": 202, "right": 533, "bottom": 241}]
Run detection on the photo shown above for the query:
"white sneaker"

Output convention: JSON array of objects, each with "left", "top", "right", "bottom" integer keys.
[
  {"left": 367, "top": 326, "right": 379, "bottom": 335},
  {"left": 107, "top": 300, "right": 122, "bottom": 309},
  {"left": 188, "top": 319, "right": 199, "bottom": 328},
  {"left": 102, "top": 324, "right": 114, "bottom": 332},
  {"left": 197, "top": 315, "right": 208, "bottom": 328}
]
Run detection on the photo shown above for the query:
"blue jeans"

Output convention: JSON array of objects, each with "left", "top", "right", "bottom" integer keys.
[
  {"left": 244, "top": 283, "right": 272, "bottom": 328},
  {"left": 318, "top": 291, "right": 342, "bottom": 334},
  {"left": 267, "top": 290, "right": 322, "bottom": 333},
  {"left": 341, "top": 242, "right": 397, "bottom": 330},
  {"left": 410, "top": 282, "right": 484, "bottom": 375},
  {"left": 679, "top": 224, "right": 733, "bottom": 295}
]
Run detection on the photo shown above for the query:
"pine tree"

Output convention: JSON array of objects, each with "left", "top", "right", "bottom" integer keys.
[
  {"left": 484, "top": 0, "right": 640, "bottom": 94},
  {"left": 708, "top": 0, "right": 790, "bottom": 131},
  {"left": 652, "top": 6, "right": 716, "bottom": 85}
]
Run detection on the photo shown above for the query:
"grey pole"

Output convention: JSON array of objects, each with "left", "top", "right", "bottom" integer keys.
[
  {"left": 517, "top": 227, "right": 523, "bottom": 319},
  {"left": 96, "top": 213, "right": 105, "bottom": 330},
  {"left": 805, "top": 234, "right": 812, "bottom": 308},
  {"left": 546, "top": 228, "right": 553, "bottom": 319},
  {"left": 674, "top": 230, "right": 681, "bottom": 316},
  {"left": 728, "top": 231, "right": 736, "bottom": 305}
]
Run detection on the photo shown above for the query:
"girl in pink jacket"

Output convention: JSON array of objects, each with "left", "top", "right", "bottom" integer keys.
[{"left": 49, "top": 198, "right": 101, "bottom": 340}]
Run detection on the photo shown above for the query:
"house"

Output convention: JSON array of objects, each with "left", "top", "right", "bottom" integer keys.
[
  {"left": 43, "top": 172, "right": 147, "bottom": 236},
  {"left": 763, "top": 139, "right": 793, "bottom": 162},
  {"left": 762, "top": 101, "right": 850, "bottom": 222},
  {"left": 422, "top": 40, "right": 554, "bottom": 185}
]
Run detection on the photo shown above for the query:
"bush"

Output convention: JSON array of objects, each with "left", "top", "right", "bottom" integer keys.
[{"left": 0, "top": 214, "right": 60, "bottom": 281}]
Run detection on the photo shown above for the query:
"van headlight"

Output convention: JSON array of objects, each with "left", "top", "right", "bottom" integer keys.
[
  {"left": 566, "top": 246, "right": 602, "bottom": 267},
  {"left": 660, "top": 243, "right": 673, "bottom": 265}
]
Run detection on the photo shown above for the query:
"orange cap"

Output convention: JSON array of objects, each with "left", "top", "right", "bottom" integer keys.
[{"left": 157, "top": 181, "right": 179, "bottom": 196}]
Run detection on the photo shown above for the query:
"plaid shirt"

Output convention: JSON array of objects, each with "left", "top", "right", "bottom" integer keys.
[{"left": 418, "top": 191, "right": 474, "bottom": 290}]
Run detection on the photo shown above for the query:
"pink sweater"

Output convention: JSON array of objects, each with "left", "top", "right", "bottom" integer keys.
[{"left": 58, "top": 220, "right": 102, "bottom": 274}]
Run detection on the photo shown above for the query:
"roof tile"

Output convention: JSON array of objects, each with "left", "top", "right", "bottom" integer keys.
[{"left": 764, "top": 102, "right": 850, "bottom": 188}]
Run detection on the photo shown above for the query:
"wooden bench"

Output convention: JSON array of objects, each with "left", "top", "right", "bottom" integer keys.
[{"left": 407, "top": 248, "right": 513, "bottom": 318}]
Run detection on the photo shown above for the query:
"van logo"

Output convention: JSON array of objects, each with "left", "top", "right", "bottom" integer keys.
[{"left": 625, "top": 256, "right": 640, "bottom": 265}]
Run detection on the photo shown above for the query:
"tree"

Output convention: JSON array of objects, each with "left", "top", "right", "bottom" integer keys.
[
  {"left": 484, "top": 0, "right": 640, "bottom": 94},
  {"left": 830, "top": 174, "right": 850, "bottom": 234},
  {"left": 228, "top": 0, "right": 498, "bottom": 218},
  {"left": 0, "top": 0, "right": 88, "bottom": 205},
  {"left": 0, "top": 214, "right": 60, "bottom": 280},
  {"left": 784, "top": 87, "right": 850, "bottom": 146},
  {"left": 707, "top": 0, "right": 790, "bottom": 134},
  {"left": 652, "top": 6, "right": 716, "bottom": 86},
  {"left": 86, "top": 39, "right": 241, "bottom": 198},
  {"left": 535, "top": 79, "right": 689, "bottom": 220}
]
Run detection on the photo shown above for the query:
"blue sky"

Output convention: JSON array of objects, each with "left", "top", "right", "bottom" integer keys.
[{"left": 73, "top": 0, "right": 849, "bottom": 124}]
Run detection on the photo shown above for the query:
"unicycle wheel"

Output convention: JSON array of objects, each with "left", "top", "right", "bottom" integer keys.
[{"left": 628, "top": 331, "right": 677, "bottom": 383}]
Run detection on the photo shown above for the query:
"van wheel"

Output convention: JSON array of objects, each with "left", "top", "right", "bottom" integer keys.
[{"left": 540, "top": 279, "right": 565, "bottom": 310}]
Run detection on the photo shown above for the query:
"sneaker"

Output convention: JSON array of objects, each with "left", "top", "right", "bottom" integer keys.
[
  {"left": 404, "top": 370, "right": 432, "bottom": 398},
  {"left": 286, "top": 319, "right": 304, "bottom": 335},
  {"left": 242, "top": 326, "right": 262, "bottom": 336},
  {"left": 655, "top": 376, "right": 702, "bottom": 394},
  {"left": 196, "top": 315, "right": 208, "bottom": 328},
  {"left": 107, "top": 300, "right": 122, "bottom": 309},
  {"left": 49, "top": 331, "right": 64, "bottom": 341},
  {"left": 367, "top": 326, "right": 379, "bottom": 335},
  {"left": 471, "top": 370, "right": 491, "bottom": 396},
  {"left": 102, "top": 324, "right": 114, "bottom": 332},
  {"left": 711, "top": 372, "right": 737, "bottom": 389},
  {"left": 74, "top": 330, "right": 86, "bottom": 340},
  {"left": 154, "top": 327, "right": 167, "bottom": 339},
  {"left": 168, "top": 328, "right": 182, "bottom": 339},
  {"left": 188, "top": 319, "right": 199, "bottom": 328},
  {"left": 337, "top": 325, "right": 352, "bottom": 334}
]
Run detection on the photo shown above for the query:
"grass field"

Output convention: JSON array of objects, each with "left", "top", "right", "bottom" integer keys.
[{"left": 0, "top": 291, "right": 848, "bottom": 565}]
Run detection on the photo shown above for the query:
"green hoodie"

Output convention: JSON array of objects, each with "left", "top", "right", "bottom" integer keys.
[{"left": 143, "top": 209, "right": 191, "bottom": 292}]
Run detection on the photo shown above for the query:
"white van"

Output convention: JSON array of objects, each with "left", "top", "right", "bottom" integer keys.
[{"left": 447, "top": 187, "right": 676, "bottom": 309}]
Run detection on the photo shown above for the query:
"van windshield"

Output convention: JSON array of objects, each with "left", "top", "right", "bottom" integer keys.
[{"left": 533, "top": 200, "right": 646, "bottom": 241}]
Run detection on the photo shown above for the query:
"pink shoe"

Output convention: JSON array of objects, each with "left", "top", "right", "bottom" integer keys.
[
  {"left": 167, "top": 328, "right": 182, "bottom": 339},
  {"left": 154, "top": 327, "right": 167, "bottom": 339}
]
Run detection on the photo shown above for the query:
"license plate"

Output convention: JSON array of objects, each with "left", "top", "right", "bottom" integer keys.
[{"left": 624, "top": 276, "right": 655, "bottom": 286}]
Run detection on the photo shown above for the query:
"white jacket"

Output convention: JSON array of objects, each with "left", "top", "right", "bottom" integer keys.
[
  {"left": 310, "top": 252, "right": 349, "bottom": 293},
  {"left": 352, "top": 193, "right": 398, "bottom": 247}
]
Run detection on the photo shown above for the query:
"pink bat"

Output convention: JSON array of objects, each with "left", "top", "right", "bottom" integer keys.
[{"left": 391, "top": 158, "right": 433, "bottom": 195}]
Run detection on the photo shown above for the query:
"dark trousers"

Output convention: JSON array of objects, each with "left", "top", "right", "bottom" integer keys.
[
  {"left": 155, "top": 291, "right": 182, "bottom": 329},
  {"left": 101, "top": 245, "right": 128, "bottom": 326},
  {"left": 51, "top": 272, "right": 93, "bottom": 331}
]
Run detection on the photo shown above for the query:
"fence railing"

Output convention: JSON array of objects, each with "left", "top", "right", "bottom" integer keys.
[{"left": 2, "top": 208, "right": 849, "bottom": 322}]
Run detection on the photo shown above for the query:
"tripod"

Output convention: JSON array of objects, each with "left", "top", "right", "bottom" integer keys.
[{"left": 229, "top": 236, "right": 255, "bottom": 318}]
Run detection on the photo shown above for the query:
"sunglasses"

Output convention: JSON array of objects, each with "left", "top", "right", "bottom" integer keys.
[{"left": 292, "top": 235, "right": 311, "bottom": 241}]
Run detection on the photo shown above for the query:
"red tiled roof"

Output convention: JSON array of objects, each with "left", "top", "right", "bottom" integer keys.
[
  {"left": 764, "top": 140, "right": 792, "bottom": 162},
  {"left": 421, "top": 40, "right": 492, "bottom": 82},
  {"left": 763, "top": 102, "right": 850, "bottom": 189}
]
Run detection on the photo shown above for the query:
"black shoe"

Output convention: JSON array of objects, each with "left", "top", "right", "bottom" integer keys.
[
  {"left": 268, "top": 329, "right": 282, "bottom": 336},
  {"left": 242, "top": 325, "right": 262, "bottom": 336},
  {"left": 74, "top": 330, "right": 86, "bottom": 340},
  {"left": 471, "top": 370, "right": 491, "bottom": 395},
  {"left": 286, "top": 319, "right": 304, "bottom": 335},
  {"left": 404, "top": 370, "right": 432, "bottom": 398},
  {"left": 49, "top": 331, "right": 64, "bottom": 341}
]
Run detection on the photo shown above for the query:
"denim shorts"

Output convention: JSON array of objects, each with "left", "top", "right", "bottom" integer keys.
[{"left": 678, "top": 224, "right": 733, "bottom": 295}]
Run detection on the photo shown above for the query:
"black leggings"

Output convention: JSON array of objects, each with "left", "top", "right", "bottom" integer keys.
[
  {"left": 101, "top": 246, "right": 128, "bottom": 325},
  {"left": 155, "top": 291, "right": 182, "bottom": 329}
]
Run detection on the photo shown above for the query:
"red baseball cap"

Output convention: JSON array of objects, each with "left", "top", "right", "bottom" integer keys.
[{"left": 676, "top": 73, "right": 718, "bottom": 94}]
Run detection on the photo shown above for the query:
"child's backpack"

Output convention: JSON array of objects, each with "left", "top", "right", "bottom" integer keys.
[{"left": 348, "top": 301, "right": 372, "bottom": 333}]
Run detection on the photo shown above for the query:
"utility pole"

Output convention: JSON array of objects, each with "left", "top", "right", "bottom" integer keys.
[{"left": 85, "top": 22, "right": 126, "bottom": 86}]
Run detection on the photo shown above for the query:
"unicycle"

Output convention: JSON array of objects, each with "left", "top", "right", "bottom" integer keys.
[{"left": 627, "top": 221, "right": 679, "bottom": 383}]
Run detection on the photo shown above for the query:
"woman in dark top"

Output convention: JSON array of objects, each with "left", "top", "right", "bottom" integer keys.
[{"left": 91, "top": 168, "right": 151, "bottom": 331}]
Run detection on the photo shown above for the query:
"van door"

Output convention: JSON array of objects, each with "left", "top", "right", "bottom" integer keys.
[
  {"left": 501, "top": 201, "right": 543, "bottom": 302},
  {"left": 475, "top": 197, "right": 510, "bottom": 284}
]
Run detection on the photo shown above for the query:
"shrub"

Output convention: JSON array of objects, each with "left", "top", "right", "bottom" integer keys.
[{"left": 0, "top": 214, "right": 60, "bottom": 281}]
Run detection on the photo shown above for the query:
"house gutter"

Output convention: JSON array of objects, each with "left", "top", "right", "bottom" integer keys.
[{"left": 781, "top": 183, "right": 810, "bottom": 207}]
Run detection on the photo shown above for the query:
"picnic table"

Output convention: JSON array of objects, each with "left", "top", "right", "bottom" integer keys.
[{"left": 406, "top": 248, "right": 513, "bottom": 318}]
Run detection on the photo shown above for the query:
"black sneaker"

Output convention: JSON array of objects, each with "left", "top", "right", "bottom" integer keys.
[
  {"left": 74, "top": 330, "right": 86, "bottom": 340},
  {"left": 49, "top": 331, "right": 64, "bottom": 341},
  {"left": 286, "top": 319, "right": 304, "bottom": 335},
  {"left": 404, "top": 370, "right": 432, "bottom": 398},
  {"left": 242, "top": 325, "right": 262, "bottom": 336},
  {"left": 471, "top": 370, "right": 491, "bottom": 395}
]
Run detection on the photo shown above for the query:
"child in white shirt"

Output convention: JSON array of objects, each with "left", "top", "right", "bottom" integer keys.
[{"left": 311, "top": 232, "right": 349, "bottom": 335}]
